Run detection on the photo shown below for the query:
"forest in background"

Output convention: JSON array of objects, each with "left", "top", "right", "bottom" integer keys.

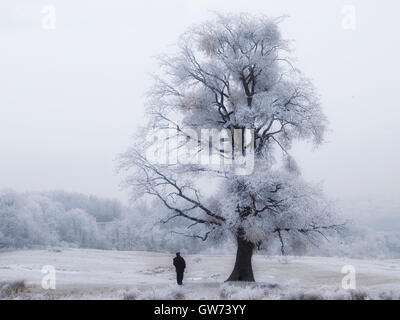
[{"left": 1, "top": 189, "right": 400, "bottom": 259}]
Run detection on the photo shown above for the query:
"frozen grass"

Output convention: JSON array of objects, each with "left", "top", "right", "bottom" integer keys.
[
  {"left": 2, "top": 278, "right": 400, "bottom": 300},
  {"left": 0, "top": 280, "right": 27, "bottom": 299},
  {"left": 120, "top": 282, "right": 400, "bottom": 300},
  {"left": 1, "top": 249, "right": 400, "bottom": 300},
  {"left": 124, "top": 285, "right": 187, "bottom": 300}
]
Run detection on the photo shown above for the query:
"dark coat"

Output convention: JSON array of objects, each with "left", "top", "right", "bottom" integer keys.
[{"left": 173, "top": 255, "right": 186, "bottom": 273}]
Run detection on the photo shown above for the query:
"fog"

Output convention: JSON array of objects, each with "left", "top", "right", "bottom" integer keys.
[{"left": 1, "top": 0, "right": 399, "bottom": 219}]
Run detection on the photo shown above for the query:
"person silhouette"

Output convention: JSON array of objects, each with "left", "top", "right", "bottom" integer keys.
[{"left": 173, "top": 252, "right": 186, "bottom": 285}]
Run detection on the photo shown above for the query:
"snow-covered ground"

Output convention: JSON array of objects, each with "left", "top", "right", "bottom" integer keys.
[{"left": 1, "top": 248, "right": 400, "bottom": 299}]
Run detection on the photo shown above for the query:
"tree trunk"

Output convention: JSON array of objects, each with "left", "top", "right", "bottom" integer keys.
[{"left": 226, "top": 231, "right": 255, "bottom": 282}]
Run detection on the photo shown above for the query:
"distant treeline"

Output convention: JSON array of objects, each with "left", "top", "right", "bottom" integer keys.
[
  {"left": 1, "top": 190, "right": 400, "bottom": 259},
  {"left": 0, "top": 190, "right": 209, "bottom": 253}
]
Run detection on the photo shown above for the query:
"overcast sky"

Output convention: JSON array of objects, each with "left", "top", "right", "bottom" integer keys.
[{"left": 1, "top": 0, "right": 399, "bottom": 207}]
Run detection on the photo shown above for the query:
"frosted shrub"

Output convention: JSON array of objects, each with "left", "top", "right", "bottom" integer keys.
[{"left": 0, "top": 280, "right": 26, "bottom": 299}]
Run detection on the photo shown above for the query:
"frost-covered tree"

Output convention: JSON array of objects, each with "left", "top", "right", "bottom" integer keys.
[{"left": 120, "top": 13, "right": 344, "bottom": 281}]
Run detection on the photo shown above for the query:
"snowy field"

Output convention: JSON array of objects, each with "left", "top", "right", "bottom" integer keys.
[{"left": 1, "top": 248, "right": 400, "bottom": 300}]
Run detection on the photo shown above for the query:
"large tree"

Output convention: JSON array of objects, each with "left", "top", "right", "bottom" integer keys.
[{"left": 120, "top": 13, "right": 343, "bottom": 281}]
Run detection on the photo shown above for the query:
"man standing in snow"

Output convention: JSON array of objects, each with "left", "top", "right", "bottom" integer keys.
[{"left": 173, "top": 252, "right": 186, "bottom": 285}]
